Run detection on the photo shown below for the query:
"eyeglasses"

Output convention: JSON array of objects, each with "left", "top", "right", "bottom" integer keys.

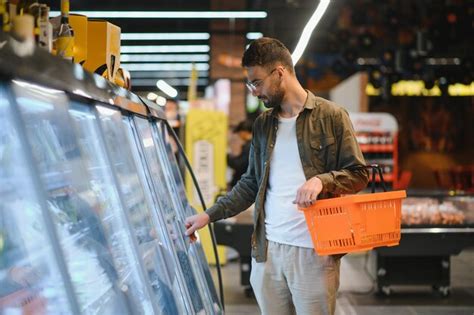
[{"left": 245, "top": 68, "right": 277, "bottom": 93}]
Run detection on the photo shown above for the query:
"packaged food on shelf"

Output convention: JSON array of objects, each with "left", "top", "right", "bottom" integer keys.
[{"left": 402, "top": 197, "right": 466, "bottom": 225}]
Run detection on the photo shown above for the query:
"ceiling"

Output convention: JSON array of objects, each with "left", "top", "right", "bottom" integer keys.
[{"left": 49, "top": 0, "right": 473, "bottom": 95}]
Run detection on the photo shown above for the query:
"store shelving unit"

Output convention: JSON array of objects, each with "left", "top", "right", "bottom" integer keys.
[
  {"left": 349, "top": 112, "right": 474, "bottom": 296},
  {"left": 349, "top": 112, "right": 399, "bottom": 190}
]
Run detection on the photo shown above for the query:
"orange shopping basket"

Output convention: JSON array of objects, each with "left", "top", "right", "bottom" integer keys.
[{"left": 301, "top": 165, "right": 406, "bottom": 255}]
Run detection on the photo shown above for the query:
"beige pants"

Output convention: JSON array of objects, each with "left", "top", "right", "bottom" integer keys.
[{"left": 250, "top": 241, "right": 340, "bottom": 315}]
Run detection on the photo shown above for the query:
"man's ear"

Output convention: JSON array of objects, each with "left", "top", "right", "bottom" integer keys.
[{"left": 276, "top": 66, "right": 285, "bottom": 78}]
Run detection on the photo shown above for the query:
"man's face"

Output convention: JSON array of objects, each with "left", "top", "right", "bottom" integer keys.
[{"left": 246, "top": 65, "right": 285, "bottom": 109}]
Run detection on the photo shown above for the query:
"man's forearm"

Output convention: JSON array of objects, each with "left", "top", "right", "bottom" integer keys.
[
  {"left": 206, "top": 176, "right": 258, "bottom": 222},
  {"left": 316, "top": 167, "right": 369, "bottom": 195}
]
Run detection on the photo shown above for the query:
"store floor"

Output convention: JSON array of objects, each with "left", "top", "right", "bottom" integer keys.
[{"left": 212, "top": 248, "right": 474, "bottom": 315}]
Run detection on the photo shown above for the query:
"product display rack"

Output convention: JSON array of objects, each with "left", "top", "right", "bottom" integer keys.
[{"left": 349, "top": 112, "right": 399, "bottom": 190}]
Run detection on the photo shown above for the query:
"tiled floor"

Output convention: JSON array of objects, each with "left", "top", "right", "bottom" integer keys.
[{"left": 212, "top": 248, "right": 474, "bottom": 315}]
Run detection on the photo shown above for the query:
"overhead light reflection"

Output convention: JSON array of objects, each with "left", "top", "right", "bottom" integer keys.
[{"left": 291, "top": 0, "right": 330, "bottom": 65}]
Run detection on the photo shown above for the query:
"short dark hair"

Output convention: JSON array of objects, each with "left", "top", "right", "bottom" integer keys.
[{"left": 242, "top": 37, "right": 294, "bottom": 73}]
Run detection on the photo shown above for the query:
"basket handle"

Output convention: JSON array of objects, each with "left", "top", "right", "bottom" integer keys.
[
  {"left": 349, "top": 164, "right": 387, "bottom": 193},
  {"left": 367, "top": 164, "right": 387, "bottom": 193}
]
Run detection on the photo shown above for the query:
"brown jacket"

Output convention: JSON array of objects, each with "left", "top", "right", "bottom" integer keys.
[{"left": 206, "top": 91, "right": 369, "bottom": 262}]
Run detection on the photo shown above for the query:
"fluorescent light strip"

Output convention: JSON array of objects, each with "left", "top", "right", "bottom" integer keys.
[
  {"left": 147, "top": 92, "right": 158, "bottom": 101},
  {"left": 121, "top": 54, "right": 209, "bottom": 62},
  {"left": 157, "top": 80, "right": 178, "bottom": 98},
  {"left": 123, "top": 63, "right": 209, "bottom": 71},
  {"left": 133, "top": 78, "right": 209, "bottom": 86},
  {"left": 246, "top": 32, "right": 263, "bottom": 40},
  {"left": 156, "top": 95, "right": 167, "bottom": 106},
  {"left": 50, "top": 11, "right": 267, "bottom": 19},
  {"left": 122, "top": 45, "right": 210, "bottom": 53},
  {"left": 121, "top": 33, "right": 210, "bottom": 40},
  {"left": 130, "top": 71, "right": 209, "bottom": 79},
  {"left": 291, "top": 0, "right": 330, "bottom": 65}
]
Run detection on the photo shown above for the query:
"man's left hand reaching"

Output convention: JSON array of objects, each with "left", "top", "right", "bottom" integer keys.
[{"left": 293, "top": 176, "right": 323, "bottom": 208}]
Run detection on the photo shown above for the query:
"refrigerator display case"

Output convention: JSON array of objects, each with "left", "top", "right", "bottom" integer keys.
[
  {"left": 95, "top": 104, "right": 189, "bottom": 315},
  {"left": 153, "top": 121, "right": 221, "bottom": 312},
  {"left": 0, "top": 32, "right": 222, "bottom": 315},
  {"left": 375, "top": 192, "right": 474, "bottom": 296},
  {"left": 128, "top": 116, "right": 214, "bottom": 315},
  {"left": 0, "top": 86, "right": 76, "bottom": 314},
  {"left": 12, "top": 81, "right": 132, "bottom": 314}
]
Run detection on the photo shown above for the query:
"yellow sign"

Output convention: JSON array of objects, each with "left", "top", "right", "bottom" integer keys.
[
  {"left": 185, "top": 109, "right": 228, "bottom": 264},
  {"left": 187, "top": 63, "right": 198, "bottom": 102},
  {"left": 391, "top": 81, "right": 441, "bottom": 96},
  {"left": 448, "top": 82, "right": 474, "bottom": 96},
  {"left": 366, "top": 81, "right": 474, "bottom": 96}
]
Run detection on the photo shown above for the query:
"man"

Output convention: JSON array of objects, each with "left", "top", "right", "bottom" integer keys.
[
  {"left": 185, "top": 37, "right": 369, "bottom": 315},
  {"left": 228, "top": 119, "right": 253, "bottom": 188}
]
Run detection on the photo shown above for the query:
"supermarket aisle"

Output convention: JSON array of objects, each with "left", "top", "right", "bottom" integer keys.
[{"left": 214, "top": 249, "right": 474, "bottom": 315}]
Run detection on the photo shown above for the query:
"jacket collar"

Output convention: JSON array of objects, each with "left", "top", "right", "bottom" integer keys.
[{"left": 269, "top": 89, "right": 319, "bottom": 118}]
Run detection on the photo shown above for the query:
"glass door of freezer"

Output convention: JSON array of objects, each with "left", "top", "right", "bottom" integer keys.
[
  {"left": 97, "top": 105, "right": 189, "bottom": 315},
  {"left": 153, "top": 121, "right": 222, "bottom": 314},
  {"left": 129, "top": 116, "right": 211, "bottom": 315},
  {"left": 0, "top": 85, "right": 75, "bottom": 314},
  {"left": 11, "top": 80, "right": 133, "bottom": 315}
]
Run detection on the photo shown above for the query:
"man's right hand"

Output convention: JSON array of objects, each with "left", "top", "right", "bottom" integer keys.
[{"left": 185, "top": 212, "right": 211, "bottom": 241}]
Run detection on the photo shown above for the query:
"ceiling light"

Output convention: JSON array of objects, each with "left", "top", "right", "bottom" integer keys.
[
  {"left": 121, "top": 54, "right": 210, "bottom": 63},
  {"left": 122, "top": 63, "right": 209, "bottom": 71},
  {"left": 121, "top": 45, "right": 210, "bottom": 53},
  {"left": 156, "top": 96, "right": 167, "bottom": 106},
  {"left": 132, "top": 78, "right": 209, "bottom": 86},
  {"left": 50, "top": 11, "right": 267, "bottom": 19},
  {"left": 291, "top": 0, "right": 330, "bottom": 65},
  {"left": 157, "top": 80, "right": 178, "bottom": 98},
  {"left": 121, "top": 33, "right": 210, "bottom": 40},
  {"left": 246, "top": 32, "right": 263, "bottom": 40},
  {"left": 147, "top": 92, "right": 158, "bottom": 101},
  {"left": 130, "top": 71, "right": 209, "bottom": 78}
]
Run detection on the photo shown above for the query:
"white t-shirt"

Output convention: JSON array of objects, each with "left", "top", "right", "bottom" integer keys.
[{"left": 264, "top": 115, "right": 313, "bottom": 248}]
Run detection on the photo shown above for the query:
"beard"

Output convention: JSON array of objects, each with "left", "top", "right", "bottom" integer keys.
[{"left": 259, "top": 85, "right": 284, "bottom": 109}]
